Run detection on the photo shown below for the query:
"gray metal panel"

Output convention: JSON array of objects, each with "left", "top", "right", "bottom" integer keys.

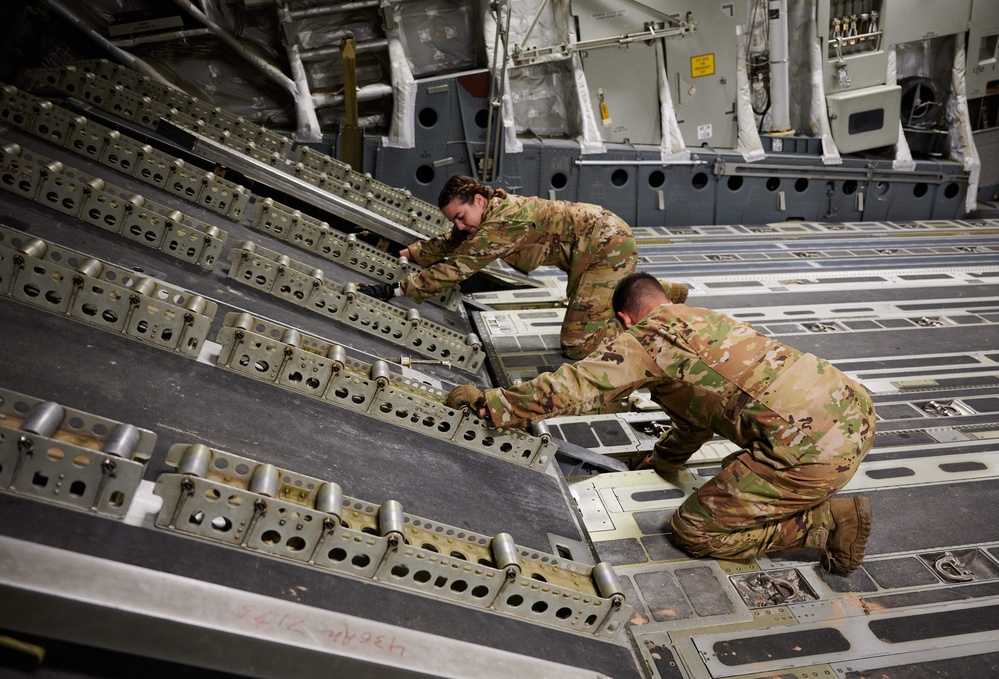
[
  {"left": 975, "top": 128, "right": 999, "bottom": 200},
  {"left": 663, "top": 0, "right": 745, "bottom": 149},
  {"left": 662, "top": 162, "right": 718, "bottom": 227},
  {"left": 634, "top": 147, "right": 670, "bottom": 228},
  {"left": 579, "top": 43, "right": 662, "bottom": 146},
  {"left": 966, "top": 0, "right": 999, "bottom": 99},
  {"left": 414, "top": 79, "right": 459, "bottom": 145},
  {"left": 576, "top": 148, "right": 642, "bottom": 226},
  {"left": 454, "top": 71, "right": 491, "bottom": 146},
  {"left": 375, "top": 141, "right": 475, "bottom": 207},
  {"left": 888, "top": 0, "right": 973, "bottom": 46},
  {"left": 538, "top": 140, "right": 581, "bottom": 203}
]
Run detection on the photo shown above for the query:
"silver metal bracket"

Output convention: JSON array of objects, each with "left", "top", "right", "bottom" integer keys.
[
  {"left": 22, "top": 61, "right": 449, "bottom": 242},
  {"left": 509, "top": 14, "right": 697, "bottom": 67},
  {"left": 215, "top": 312, "right": 554, "bottom": 470},
  {"left": 0, "top": 141, "right": 227, "bottom": 270},
  {"left": 932, "top": 551, "right": 976, "bottom": 583},
  {"left": 731, "top": 569, "right": 818, "bottom": 608},
  {"left": 154, "top": 442, "right": 631, "bottom": 638},
  {"left": 226, "top": 241, "right": 480, "bottom": 370},
  {"left": 1, "top": 84, "right": 251, "bottom": 224},
  {"left": 0, "top": 224, "right": 217, "bottom": 357},
  {"left": 0, "top": 386, "right": 153, "bottom": 517},
  {"left": 921, "top": 400, "right": 967, "bottom": 417},
  {"left": 292, "top": 145, "right": 448, "bottom": 237},
  {"left": 250, "top": 198, "right": 461, "bottom": 311}
]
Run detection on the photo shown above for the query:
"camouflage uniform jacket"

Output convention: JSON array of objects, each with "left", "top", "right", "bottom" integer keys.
[
  {"left": 483, "top": 304, "right": 873, "bottom": 466},
  {"left": 402, "top": 193, "right": 631, "bottom": 303}
]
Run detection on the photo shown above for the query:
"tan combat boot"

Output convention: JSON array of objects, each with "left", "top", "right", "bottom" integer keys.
[
  {"left": 820, "top": 496, "right": 872, "bottom": 574},
  {"left": 659, "top": 281, "right": 689, "bottom": 305}
]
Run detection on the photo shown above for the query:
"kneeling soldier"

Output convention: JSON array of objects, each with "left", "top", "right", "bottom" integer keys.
[{"left": 447, "top": 272, "right": 876, "bottom": 574}]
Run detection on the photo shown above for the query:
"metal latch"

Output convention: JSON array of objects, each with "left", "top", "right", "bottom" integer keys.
[
  {"left": 731, "top": 569, "right": 817, "bottom": 608},
  {"left": 934, "top": 551, "right": 976, "bottom": 582},
  {"left": 922, "top": 400, "right": 962, "bottom": 417}
]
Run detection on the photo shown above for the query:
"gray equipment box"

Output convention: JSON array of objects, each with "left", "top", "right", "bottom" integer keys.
[{"left": 827, "top": 84, "right": 901, "bottom": 153}]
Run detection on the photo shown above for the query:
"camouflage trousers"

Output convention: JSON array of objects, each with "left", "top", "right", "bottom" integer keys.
[
  {"left": 559, "top": 214, "right": 638, "bottom": 359},
  {"left": 668, "top": 403, "right": 876, "bottom": 560}
]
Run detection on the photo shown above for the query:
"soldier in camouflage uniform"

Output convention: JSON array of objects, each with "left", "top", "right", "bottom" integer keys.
[
  {"left": 360, "top": 174, "right": 684, "bottom": 359},
  {"left": 447, "top": 272, "right": 876, "bottom": 573}
]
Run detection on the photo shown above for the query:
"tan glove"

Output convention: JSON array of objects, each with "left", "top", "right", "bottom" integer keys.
[
  {"left": 661, "top": 280, "right": 689, "bottom": 305},
  {"left": 446, "top": 384, "right": 485, "bottom": 411},
  {"left": 631, "top": 451, "right": 685, "bottom": 476}
]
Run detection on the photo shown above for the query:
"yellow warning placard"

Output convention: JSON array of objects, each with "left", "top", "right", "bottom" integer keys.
[{"left": 691, "top": 54, "right": 715, "bottom": 78}]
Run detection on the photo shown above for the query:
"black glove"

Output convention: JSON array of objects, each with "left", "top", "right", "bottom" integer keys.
[{"left": 357, "top": 282, "right": 397, "bottom": 301}]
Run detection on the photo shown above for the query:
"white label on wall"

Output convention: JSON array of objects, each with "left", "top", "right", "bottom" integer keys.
[{"left": 697, "top": 124, "right": 713, "bottom": 140}]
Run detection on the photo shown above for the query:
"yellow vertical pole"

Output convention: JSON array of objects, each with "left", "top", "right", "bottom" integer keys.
[{"left": 341, "top": 37, "right": 362, "bottom": 171}]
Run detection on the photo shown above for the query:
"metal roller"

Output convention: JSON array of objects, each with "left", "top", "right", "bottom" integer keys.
[
  {"left": 204, "top": 225, "right": 221, "bottom": 239},
  {"left": 235, "top": 240, "right": 256, "bottom": 253},
  {"left": 183, "top": 295, "right": 207, "bottom": 315},
  {"left": 166, "top": 210, "right": 185, "bottom": 225},
  {"left": 346, "top": 233, "right": 358, "bottom": 244},
  {"left": 378, "top": 499, "right": 405, "bottom": 546},
  {"left": 259, "top": 197, "right": 274, "bottom": 209},
  {"left": 83, "top": 177, "right": 106, "bottom": 192},
  {"left": 281, "top": 328, "right": 302, "bottom": 348},
  {"left": 2, "top": 142, "right": 22, "bottom": 157},
  {"left": 276, "top": 254, "right": 291, "bottom": 268},
  {"left": 491, "top": 532, "right": 521, "bottom": 576},
  {"left": 17, "top": 238, "right": 48, "bottom": 259},
  {"left": 530, "top": 420, "right": 552, "bottom": 445},
  {"left": 230, "top": 312, "right": 255, "bottom": 331},
  {"left": 398, "top": 255, "right": 408, "bottom": 266},
  {"left": 342, "top": 281, "right": 358, "bottom": 299},
  {"left": 249, "top": 463, "right": 280, "bottom": 498},
  {"left": 101, "top": 423, "right": 140, "bottom": 459},
  {"left": 34, "top": 100, "right": 53, "bottom": 113},
  {"left": 466, "top": 332, "right": 481, "bottom": 348},
  {"left": 42, "top": 160, "right": 64, "bottom": 176},
  {"left": 127, "top": 194, "right": 145, "bottom": 208},
  {"left": 20, "top": 401, "right": 64, "bottom": 437},
  {"left": 326, "top": 344, "right": 346, "bottom": 367},
  {"left": 105, "top": 130, "right": 121, "bottom": 143},
  {"left": 203, "top": 171, "right": 216, "bottom": 184},
  {"left": 315, "top": 482, "right": 344, "bottom": 521},
  {"left": 129, "top": 277, "right": 157, "bottom": 298},
  {"left": 370, "top": 360, "right": 390, "bottom": 388},
  {"left": 75, "top": 258, "right": 104, "bottom": 279},
  {"left": 405, "top": 308, "right": 421, "bottom": 323},
  {"left": 592, "top": 561, "right": 625, "bottom": 603},
  {"left": 176, "top": 443, "right": 212, "bottom": 477}
]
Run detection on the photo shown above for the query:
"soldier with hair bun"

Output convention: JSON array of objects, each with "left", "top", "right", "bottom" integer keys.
[
  {"left": 447, "top": 272, "right": 877, "bottom": 574},
  {"left": 358, "top": 174, "right": 686, "bottom": 359}
]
